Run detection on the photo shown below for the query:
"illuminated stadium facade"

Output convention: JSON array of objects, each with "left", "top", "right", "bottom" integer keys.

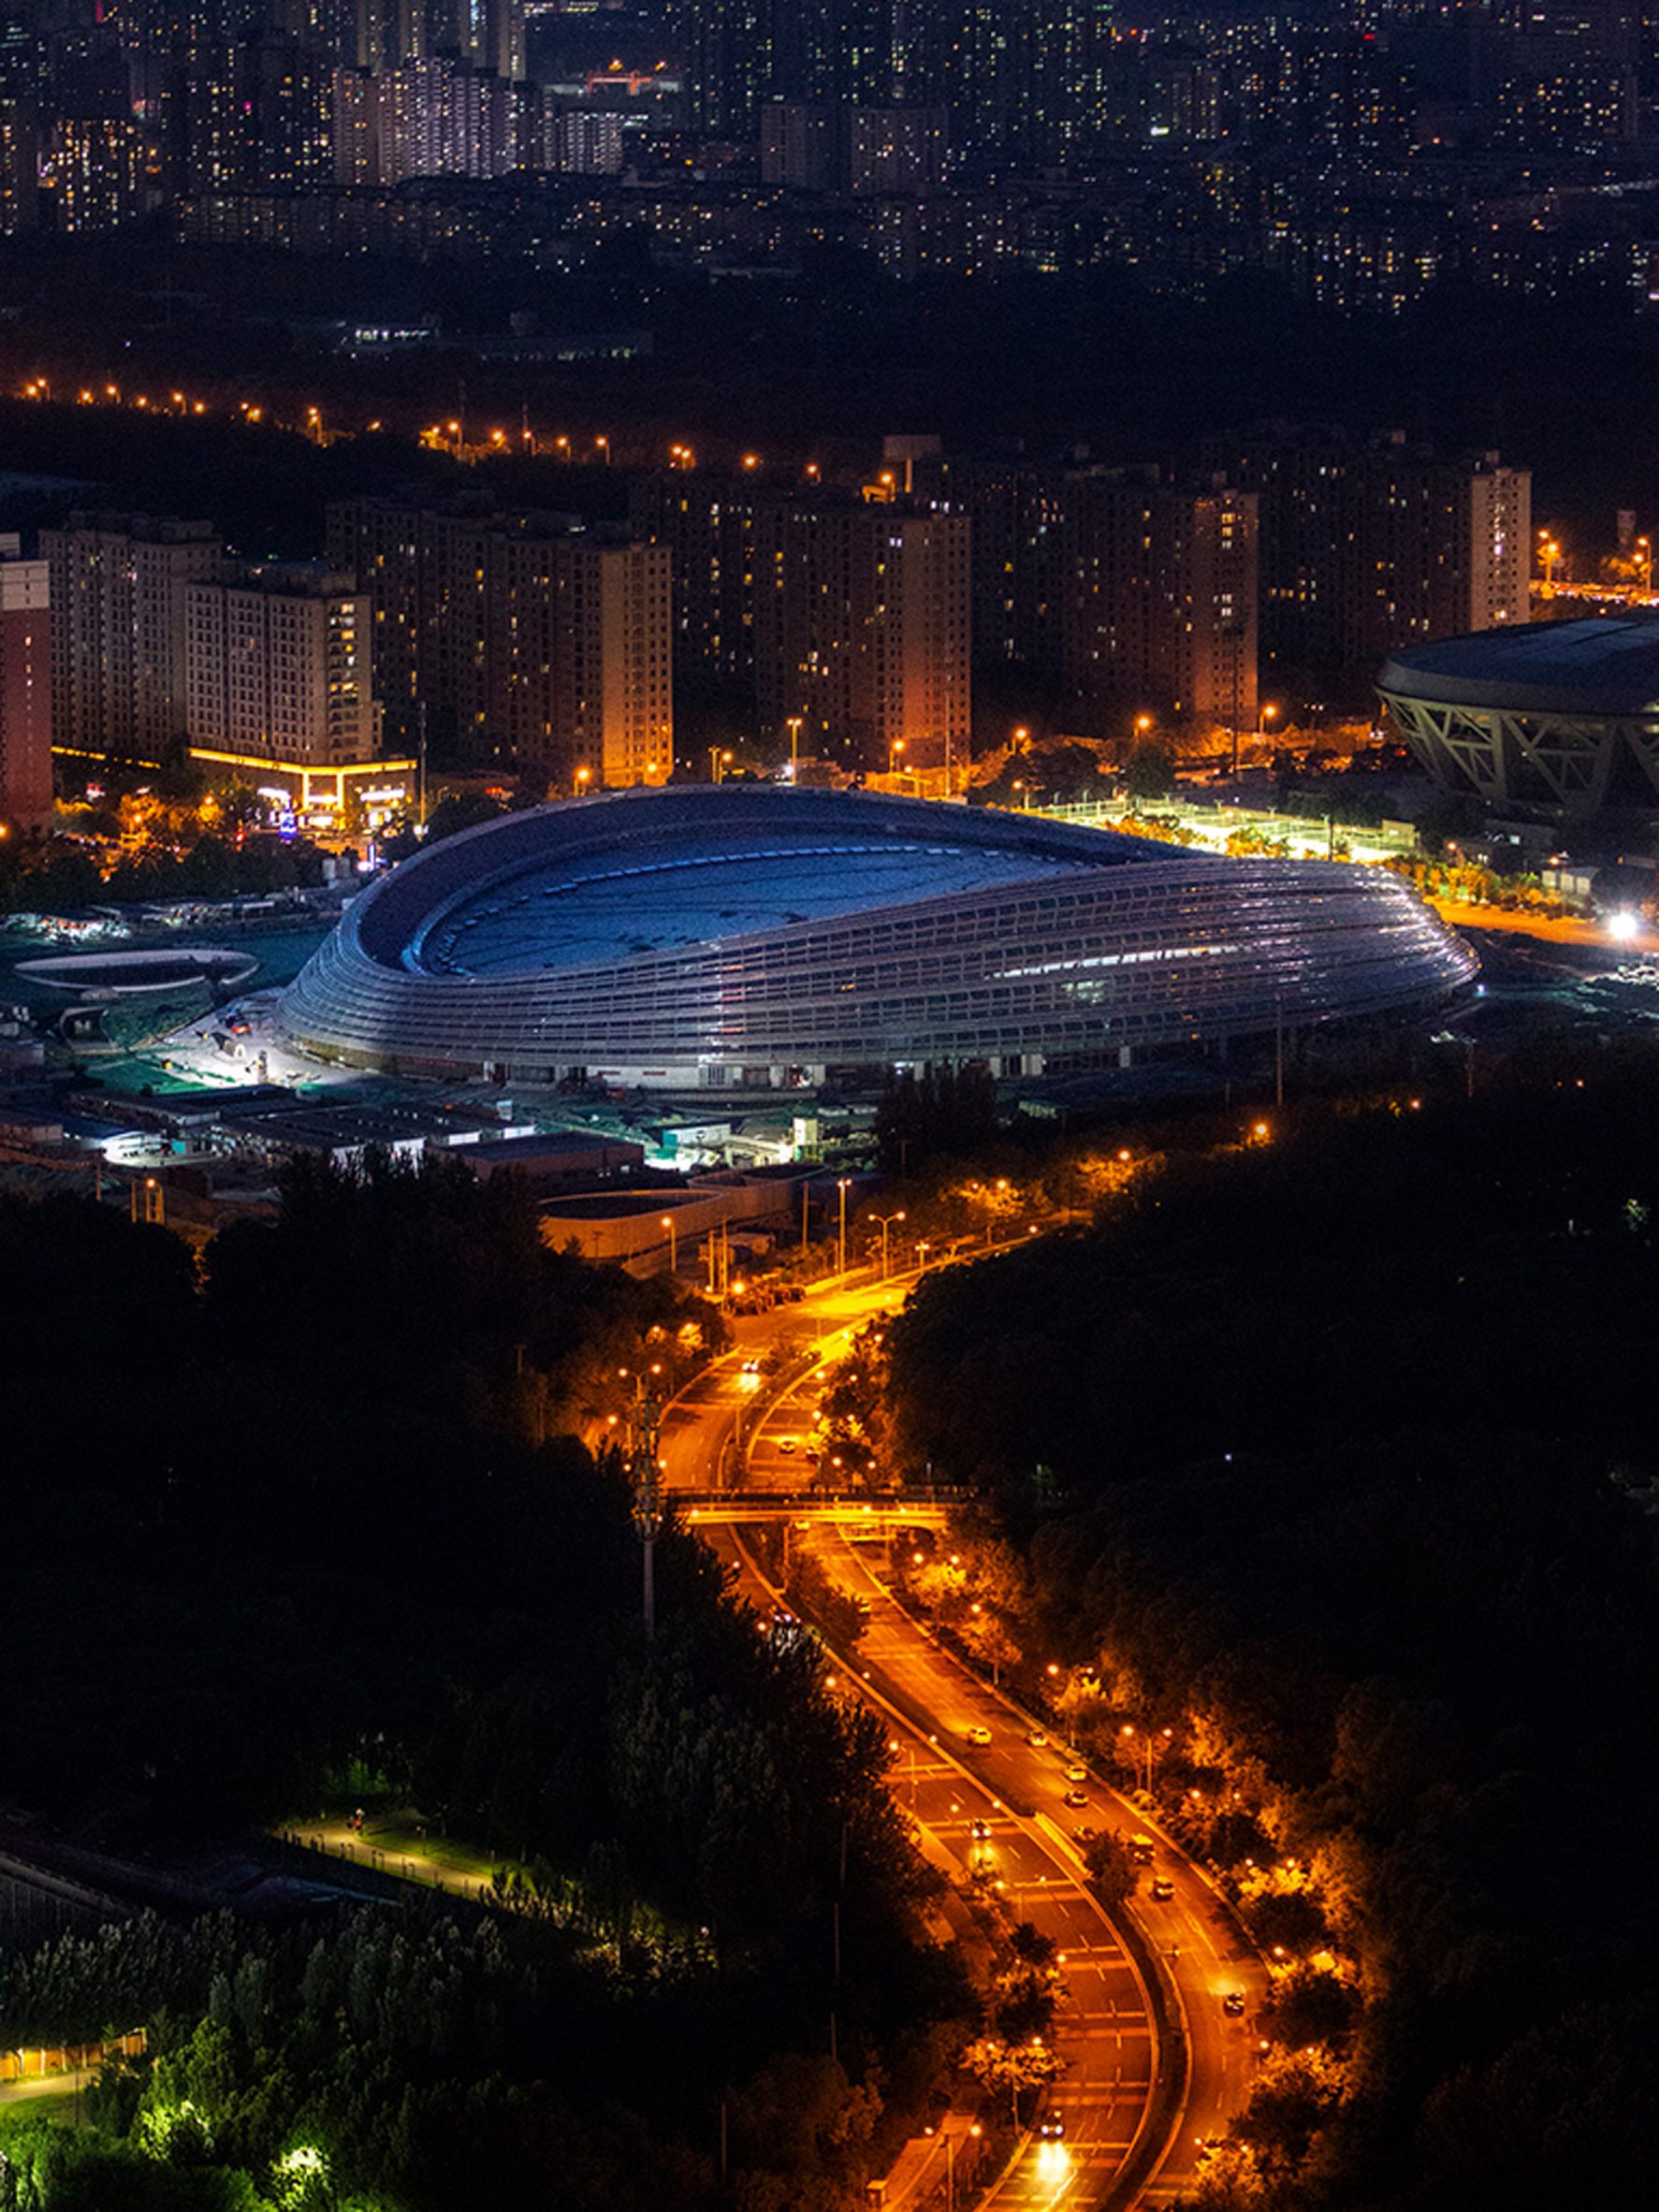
[
  {"left": 280, "top": 787, "right": 1476, "bottom": 1088},
  {"left": 1380, "top": 616, "right": 1659, "bottom": 818}
]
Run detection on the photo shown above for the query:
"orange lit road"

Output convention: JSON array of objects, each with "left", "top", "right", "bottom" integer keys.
[
  {"left": 668, "top": 1284, "right": 1265, "bottom": 2205},
  {"left": 657, "top": 1266, "right": 914, "bottom": 1495},
  {"left": 816, "top": 1530, "right": 1264, "bottom": 2206},
  {"left": 714, "top": 1518, "right": 1154, "bottom": 2208}
]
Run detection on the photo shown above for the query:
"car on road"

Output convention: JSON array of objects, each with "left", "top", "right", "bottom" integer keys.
[
  {"left": 1150, "top": 1876, "right": 1174, "bottom": 1901},
  {"left": 1026, "top": 1729, "right": 1048, "bottom": 1747},
  {"left": 969, "top": 1818, "right": 993, "bottom": 1841},
  {"left": 740, "top": 1358, "right": 760, "bottom": 1374},
  {"left": 1063, "top": 1787, "right": 1089, "bottom": 1809},
  {"left": 1222, "top": 1990, "right": 1246, "bottom": 2016},
  {"left": 964, "top": 1724, "right": 993, "bottom": 1746},
  {"left": 1065, "top": 1763, "right": 1087, "bottom": 1783},
  {"left": 1037, "top": 2116, "right": 1065, "bottom": 2141},
  {"left": 778, "top": 1437, "right": 797, "bottom": 1453}
]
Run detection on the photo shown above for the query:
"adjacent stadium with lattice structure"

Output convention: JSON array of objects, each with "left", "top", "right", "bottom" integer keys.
[
  {"left": 1379, "top": 615, "right": 1659, "bottom": 818},
  {"left": 279, "top": 786, "right": 1476, "bottom": 1089}
]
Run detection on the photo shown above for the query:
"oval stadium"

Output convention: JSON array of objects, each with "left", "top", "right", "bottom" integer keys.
[
  {"left": 1380, "top": 615, "right": 1659, "bottom": 818},
  {"left": 279, "top": 786, "right": 1476, "bottom": 1089}
]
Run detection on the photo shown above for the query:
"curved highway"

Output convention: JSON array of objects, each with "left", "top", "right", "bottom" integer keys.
[{"left": 661, "top": 1274, "right": 1264, "bottom": 2204}]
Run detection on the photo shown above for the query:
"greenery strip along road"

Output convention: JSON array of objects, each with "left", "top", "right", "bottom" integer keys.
[
  {"left": 812, "top": 1527, "right": 1218, "bottom": 2212},
  {"left": 718, "top": 1521, "right": 1156, "bottom": 2210},
  {"left": 671, "top": 1273, "right": 1263, "bottom": 2205}
]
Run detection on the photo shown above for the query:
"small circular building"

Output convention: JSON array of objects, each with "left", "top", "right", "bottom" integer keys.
[
  {"left": 279, "top": 786, "right": 1474, "bottom": 1089},
  {"left": 1380, "top": 616, "right": 1659, "bottom": 817}
]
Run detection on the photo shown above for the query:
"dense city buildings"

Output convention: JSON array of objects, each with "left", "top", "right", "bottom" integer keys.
[
  {"left": 1055, "top": 469, "right": 1259, "bottom": 735},
  {"left": 41, "top": 512, "right": 222, "bottom": 764},
  {"left": 625, "top": 473, "right": 969, "bottom": 771},
  {"left": 182, "top": 562, "right": 377, "bottom": 773},
  {"left": 2, "top": 2, "right": 1659, "bottom": 307},
  {"left": 327, "top": 496, "right": 672, "bottom": 785},
  {"left": 1213, "top": 430, "right": 1532, "bottom": 684},
  {"left": 754, "top": 500, "right": 970, "bottom": 773},
  {"left": 0, "top": 531, "right": 51, "bottom": 825}
]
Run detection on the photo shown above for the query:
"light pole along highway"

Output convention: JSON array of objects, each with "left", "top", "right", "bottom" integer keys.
[{"left": 656, "top": 1259, "right": 1266, "bottom": 2205}]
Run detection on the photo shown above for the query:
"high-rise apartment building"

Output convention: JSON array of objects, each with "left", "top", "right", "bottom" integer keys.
[
  {"left": 753, "top": 499, "right": 971, "bottom": 772},
  {"left": 628, "top": 471, "right": 767, "bottom": 691},
  {"left": 1214, "top": 430, "right": 1531, "bottom": 680},
  {"left": 1058, "top": 469, "right": 1259, "bottom": 733},
  {"left": 184, "top": 31, "right": 334, "bottom": 194},
  {"left": 42, "top": 513, "right": 223, "bottom": 763},
  {"left": 49, "top": 109, "right": 151, "bottom": 230},
  {"left": 0, "top": 534, "right": 52, "bottom": 828},
  {"left": 327, "top": 499, "right": 671, "bottom": 786},
  {"left": 679, "top": 0, "right": 895, "bottom": 138},
  {"left": 183, "top": 564, "right": 377, "bottom": 767}
]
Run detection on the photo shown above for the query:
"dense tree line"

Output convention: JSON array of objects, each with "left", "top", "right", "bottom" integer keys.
[
  {"left": 0, "top": 833, "right": 327, "bottom": 912},
  {"left": 883, "top": 1059, "right": 1659, "bottom": 2207},
  {"left": 0, "top": 1159, "right": 970, "bottom": 2207}
]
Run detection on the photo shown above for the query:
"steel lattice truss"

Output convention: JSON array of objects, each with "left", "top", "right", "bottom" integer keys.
[{"left": 1382, "top": 690, "right": 1659, "bottom": 813}]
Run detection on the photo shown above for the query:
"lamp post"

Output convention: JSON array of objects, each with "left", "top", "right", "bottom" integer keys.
[
  {"left": 1259, "top": 701, "right": 1279, "bottom": 745},
  {"left": 627, "top": 1371, "right": 664, "bottom": 1637},
  {"left": 660, "top": 1213, "right": 677, "bottom": 1274},
  {"left": 870, "top": 1208, "right": 906, "bottom": 1278},
  {"left": 708, "top": 746, "right": 733, "bottom": 785},
  {"left": 1639, "top": 536, "right": 1652, "bottom": 594},
  {"left": 837, "top": 1177, "right": 851, "bottom": 1275},
  {"left": 889, "top": 736, "right": 906, "bottom": 779},
  {"left": 986, "top": 1177, "right": 1010, "bottom": 1244},
  {"left": 1119, "top": 1722, "right": 1174, "bottom": 1794},
  {"left": 787, "top": 716, "right": 803, "bottom": 777}
]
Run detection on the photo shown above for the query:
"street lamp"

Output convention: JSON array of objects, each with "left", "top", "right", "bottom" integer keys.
[
  {"left": 1119, "top": 1723, "right": 1173, "bottom": 1794},
  {"left": 889, "top": 736, "right": 907, "bottom": 778},
  {"left": 786, "top": 715, "right": 803, "bottom": 776},
  {"left": 1639, "top": 536, "right": 1652, "bottom": 594},
  {"left": 986, "top": 1177, "right": 1011, "bottom": 1244},
  {"left": 1259, "top": 701, "right": 1279, "bottom": 741},
  {"left": 660, "top": 1213, "right": 677, "bottom": 1274},
  {"left": 870, "top": 1208, "right": 906, "bottom": 1278},
  {"left": 708, "top": 747, "right": 733, "bottom": 784},
  {"left": 837, "top": 1178, "right": 851, "bottom": 1274}
]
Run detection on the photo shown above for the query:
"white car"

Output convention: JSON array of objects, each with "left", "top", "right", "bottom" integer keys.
[
  {"left": 1065, "top": 1763, "right": 1087, "bottom": 1783},
  {"left": 964, "top": 1724, "right": 993, "bottom": 1746},
  {"left": 1026, "top": 1729, "right": 1049, "bottom": 1747}
]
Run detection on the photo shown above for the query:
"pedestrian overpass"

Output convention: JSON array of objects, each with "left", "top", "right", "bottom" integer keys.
[{"left": 674, "top": 1491, "right": 958, "bottom": 1530}]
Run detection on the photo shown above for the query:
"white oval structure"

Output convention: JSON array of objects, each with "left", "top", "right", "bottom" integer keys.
[{"left": 279, "top": 787, "right": 1475, "bottom": 1088}]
